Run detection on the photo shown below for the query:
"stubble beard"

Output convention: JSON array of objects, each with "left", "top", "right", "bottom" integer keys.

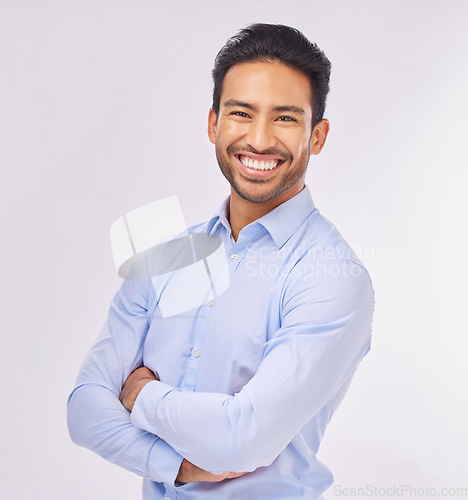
[{"left": 215, "top": 144, "right": 311, "bottom": 204}]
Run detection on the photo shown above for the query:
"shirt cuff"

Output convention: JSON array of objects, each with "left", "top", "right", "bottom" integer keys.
[
  {"left": 132, "top": 379, "right": 175, "bottom": 434},
  {"left": 132, "top": 381, "right": 183, "bottom": 485},
  {"left": 147, "top": 436, "right": 184, "bottom": 486}
]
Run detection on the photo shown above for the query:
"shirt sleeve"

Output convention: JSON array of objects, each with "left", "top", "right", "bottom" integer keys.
[
  {"left": 131, "top": 259, "right": 374, "bottom": 474},
  {"left": 67, "top": 275, "right": 183, "bottom": 485}
]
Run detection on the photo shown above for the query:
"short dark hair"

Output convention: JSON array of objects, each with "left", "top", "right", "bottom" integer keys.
[{"left": 212, "top": 23, "right": 331, "bottom": 129}]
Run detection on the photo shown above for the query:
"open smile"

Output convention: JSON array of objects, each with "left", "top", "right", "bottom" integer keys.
[{"left": 236, "top": 153, "right": 285, "bottom": 172}]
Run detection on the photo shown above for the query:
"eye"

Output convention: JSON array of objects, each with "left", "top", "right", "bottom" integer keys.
[
  {"left": 231, "top": 111, "right": 250, "bottom": 118},
  {"left": 277, "top": 116, "right": 296, "bottom": 122}
]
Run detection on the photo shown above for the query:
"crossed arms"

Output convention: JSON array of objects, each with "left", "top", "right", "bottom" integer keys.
[
  {"left": 67, "top": 258, "right": 373, "bottom": 485},
  {"left": 119, "top": 366, "right": 247, "bottom": 483}
]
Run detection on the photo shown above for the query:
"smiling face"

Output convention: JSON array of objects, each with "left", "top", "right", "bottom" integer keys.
[{"left": 208, "top": 61, "right": 329, "bottom": 208}]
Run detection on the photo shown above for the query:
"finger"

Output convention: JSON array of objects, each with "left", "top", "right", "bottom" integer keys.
[{"left": 224, "top": 471, "right": 248, "bottom": 479}]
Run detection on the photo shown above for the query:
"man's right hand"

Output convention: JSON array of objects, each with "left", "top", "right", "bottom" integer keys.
[{"left": 176, "top": 459, "right": 247, "bottom": 483}]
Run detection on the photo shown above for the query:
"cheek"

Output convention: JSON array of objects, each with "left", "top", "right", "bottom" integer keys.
[
  {"left": 230, "top": 127, "right": 246, "bottom": 142},
  {"left": 278, "top": 128, "right": 311, "bottom": 155},
  {"left": 221, "top": 120, "right": 249, "bottom": 140},
  {"left": 286, "top": 137, "right": 309, "bottom": 158}
]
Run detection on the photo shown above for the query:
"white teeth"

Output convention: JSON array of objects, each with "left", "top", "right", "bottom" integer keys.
[{"left": 240, "top": 156, "right": 279, "bottom": 171}]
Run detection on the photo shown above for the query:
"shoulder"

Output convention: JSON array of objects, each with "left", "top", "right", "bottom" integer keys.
[{"left": 281, "top": 209, "right": 374, "bottom": 316}]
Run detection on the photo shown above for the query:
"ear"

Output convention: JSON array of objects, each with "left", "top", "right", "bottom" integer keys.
[
  {"left": 310, "top": 119, "right": 330, "bottom": 156},
  {"left": 208, "top": 108, "right": 218, "bottom": 144}
]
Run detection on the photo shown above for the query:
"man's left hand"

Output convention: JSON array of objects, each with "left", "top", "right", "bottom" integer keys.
[{"left": 119, "top": 367, "right": 158, "bottom": 412}]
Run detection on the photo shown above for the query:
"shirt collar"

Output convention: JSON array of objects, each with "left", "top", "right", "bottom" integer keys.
[
  {"left": 256, "top": 186, "right": 316, "bottom": 248},
  {"left": 206, "top": 197, "right": 231, "bottom": 235},
  {"left": 206, "top": 186, "right": 316, "bottom": 248}
]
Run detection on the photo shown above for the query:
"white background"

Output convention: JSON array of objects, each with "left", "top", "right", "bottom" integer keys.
[{"left": 1, "top": 1, "right": 467, "bottom": 498}]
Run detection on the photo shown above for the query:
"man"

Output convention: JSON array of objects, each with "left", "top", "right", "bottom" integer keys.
[{"left": 68, "top": 23, "right": 374, "bottom": 499}]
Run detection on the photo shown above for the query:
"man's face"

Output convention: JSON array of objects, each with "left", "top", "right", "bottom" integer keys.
[{"left": 208, "top": 61, "right": 328, "bottom": 206}]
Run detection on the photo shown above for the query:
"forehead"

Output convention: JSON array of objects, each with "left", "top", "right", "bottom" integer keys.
[{"left": 220, "top": 61, "right": 312, "bottom": 112}]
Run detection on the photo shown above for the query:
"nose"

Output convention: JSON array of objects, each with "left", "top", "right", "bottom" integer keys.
[{"left": 245, "top": 118, "right": 277, "bottom": 152}]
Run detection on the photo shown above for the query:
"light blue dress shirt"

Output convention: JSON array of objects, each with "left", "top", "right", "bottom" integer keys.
[{"left": 68, "top": 186, "right": 374, "bottom": 500}]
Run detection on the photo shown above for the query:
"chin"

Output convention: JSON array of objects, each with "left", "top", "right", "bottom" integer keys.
[{"left": 232, "top": 183, "right": 287, "bottom": 204}]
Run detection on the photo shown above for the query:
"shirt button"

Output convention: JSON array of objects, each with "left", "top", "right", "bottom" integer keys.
[
  {"left": 230, "top": 253, "right": 238, "bottom": 262},
  {"left": 163, "top": 497, "right": 171, "bottom": 500},
  {"left": 193, "top": 349, "right": 201, "bottom": 358},
  {"left": 208, "top": 299, "right": 215, "bottom": 307}
]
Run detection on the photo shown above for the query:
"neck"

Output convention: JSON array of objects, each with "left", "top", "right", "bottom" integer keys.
[{"left": 228, "top": 183, "right": 305, "bottom": 241}]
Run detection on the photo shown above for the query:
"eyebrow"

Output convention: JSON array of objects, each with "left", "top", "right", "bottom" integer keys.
[
  {"left": 223, "top": 99, "right": 256, "bottom": 110},
  {"left": 273, "top": 105, "right": 305, "bottom": 115},
  {"left": 223, "top": 99, "right": 305, "bottom": 116}
]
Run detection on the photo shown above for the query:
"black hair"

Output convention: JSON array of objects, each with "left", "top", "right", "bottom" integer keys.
[{"left": 212, "top": 23, "right": 331, "bottom": 129}]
